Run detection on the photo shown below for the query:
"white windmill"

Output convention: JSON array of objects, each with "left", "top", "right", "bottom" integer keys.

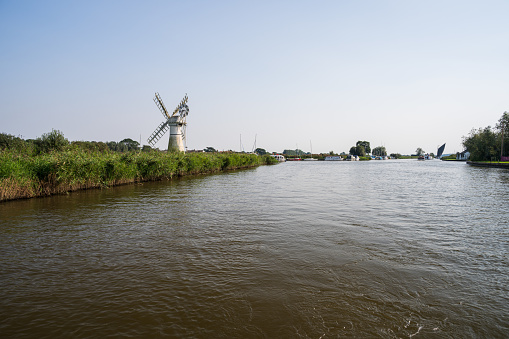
[{"left": 148, "top": 93, "right": 189, "bottom": 152}]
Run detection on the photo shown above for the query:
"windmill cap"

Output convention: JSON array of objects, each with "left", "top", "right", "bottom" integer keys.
[{"left": 168, "top": 115, "right": 184, "bottom": 123}]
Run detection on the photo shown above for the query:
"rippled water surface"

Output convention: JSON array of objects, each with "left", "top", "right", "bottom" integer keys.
[{"left": 1, "top": 160, "right": 508, "bottom": 338}]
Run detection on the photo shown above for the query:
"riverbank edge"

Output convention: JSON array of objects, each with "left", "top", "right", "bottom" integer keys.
[
  {"left": 467, "top": 161, "right": 509, "bottom": 169},
  {"left": 0, "top": 152, "right": 277, "bottom": 203}
]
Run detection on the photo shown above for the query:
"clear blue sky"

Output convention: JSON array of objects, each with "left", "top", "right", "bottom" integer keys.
[{"left": 1, "top": 0, "right": 508, "bottom": 155}]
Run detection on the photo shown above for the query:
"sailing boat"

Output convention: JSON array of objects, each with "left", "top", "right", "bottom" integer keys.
[
  {"left": 303, "top": 141, "right": 318, "bottom": 161},
  {"left": 437, "top": 143, "right": 446, "bottom": 159}
]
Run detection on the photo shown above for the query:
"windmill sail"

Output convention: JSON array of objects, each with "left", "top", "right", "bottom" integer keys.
[
  {"left": 147, "top": 121, "right": 170, "bottom": 146},
  {"left": 437, "top": 143, "right": 446, "bottom": 158},
  {"left": 154, "top": 93, "right": 170, "bottom": 119}
]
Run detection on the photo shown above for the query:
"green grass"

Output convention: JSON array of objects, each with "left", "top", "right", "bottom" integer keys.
[{"left": 0, "top": 150, "right": 277, "bottom": 201}]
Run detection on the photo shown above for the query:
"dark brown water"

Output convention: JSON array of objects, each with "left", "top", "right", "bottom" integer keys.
[{"left": 1, "top": 160, "right": 508, "bottom": 338}]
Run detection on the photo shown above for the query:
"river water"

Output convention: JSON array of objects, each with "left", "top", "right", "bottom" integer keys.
[{"left": 1, "top": 160, "right": 508, "bottom": 338}]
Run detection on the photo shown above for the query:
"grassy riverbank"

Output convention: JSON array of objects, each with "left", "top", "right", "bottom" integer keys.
[
  {"left": 466, "top": 161, "right": 509, "bottom": 169},
  {"left": 0, "top": 150, "right": 277, "bottom": 202}
]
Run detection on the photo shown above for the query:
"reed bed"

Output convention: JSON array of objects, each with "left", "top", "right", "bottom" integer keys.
[{"left": 0, "top": 150, "right": 276, "bottom": 202}]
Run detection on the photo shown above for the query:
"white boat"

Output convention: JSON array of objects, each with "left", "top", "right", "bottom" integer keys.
[
  {"left": 270, "top": 154, "right": 286, "bottom": 162},
  {"left": 324, "top": 156, "right": 343, "bottom": 161},
  {"left": 418, "top": 154, "right": 433, "bottom": 160},
  {"left": 346, "top": 155, "right": 360, "bottom": 161}
]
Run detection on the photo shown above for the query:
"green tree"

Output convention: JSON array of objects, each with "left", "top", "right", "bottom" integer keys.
[
  {"left": 356, "top": 145, "right": 366, "bottom": 156},
  {"left": 462, "top": 126, "right": 498, "bottom": 161},
  {"left": 283, "top": 149, "right": 304, "bottom": 156},
  {"left": 349, "top": 145, "right": 365, "bottom": 156},
  {"left": 356, "top": 141, "right": 371, "bottom": 154},
  {"left": 119, "top": 138, "right": 140, "bottom": 151},
  {"left": 204, "top": 147, "right": 217, "bottom": 152},
  {"left": 254, "top": 148, "right": 267, "bottom": 155},
  {"left": 415, "top": 147, "right": 424, "bottom": 156},
  {"left": 106, "top": 141, "right": 117, "bottom": 151},
  {"left": 497, "top": 111, "right": 509, "bottom": 132},
  {"left": 372, "top": 146, "right": 387, "bottom": 156},
  {"left": 497, "top": 111, "right": 509, "bottom": 158}
]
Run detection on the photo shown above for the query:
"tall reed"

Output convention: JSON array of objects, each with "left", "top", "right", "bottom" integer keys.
[{"left": 0, "top": 150, "right": 277, "bottom": 202}]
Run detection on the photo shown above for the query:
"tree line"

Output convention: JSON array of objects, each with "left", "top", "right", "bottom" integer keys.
[
  {"left": 463, "top": 111, "right": 508, "bottom": 161},
  {"left": 275, "top": 141, "right": 390, "bottom": 158},
  {"left": 348, "top": 141, "right": 388, "bottom": 157},
  {"left": 0, "top": 130, "right": 154, "bottom": 155}
]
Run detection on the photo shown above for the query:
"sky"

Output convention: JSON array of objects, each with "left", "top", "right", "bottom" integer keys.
[{"left": 1, "top": 0, "right": 508, "bottom": 155}]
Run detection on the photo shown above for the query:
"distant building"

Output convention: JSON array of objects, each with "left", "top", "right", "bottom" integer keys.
[{"left": 456, "top": 151, "right": 470, "bottom": 160}]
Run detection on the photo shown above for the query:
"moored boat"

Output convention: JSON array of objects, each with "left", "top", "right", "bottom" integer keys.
[
  {"left": 303, "top": 142, "right": 318, "bottom": 161},
  {"left": 270, "top": 154, "right": 286, "bottom": 162},
  {"left": 418, "top": 154, "right": 433, "bottom": 160}
]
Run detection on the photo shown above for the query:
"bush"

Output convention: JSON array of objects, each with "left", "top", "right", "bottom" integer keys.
[
  {"left": 34, "top": 129, "right": 69, "bottom": 154},
  {"left": 71, "top": 141, "right": 109, "bottom": 153},
  {"left": 0, "top": 133, "right": 34, "bottom": 153}
]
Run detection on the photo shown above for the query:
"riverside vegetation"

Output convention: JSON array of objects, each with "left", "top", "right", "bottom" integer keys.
[
  {"left": 462, "top": 111, "right": 509, "bottom": 161},
  {"left": 0, "top": 130, "right": 277, "bottom": 202}
]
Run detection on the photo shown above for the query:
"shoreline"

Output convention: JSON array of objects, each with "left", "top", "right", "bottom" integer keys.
[
  {"left": 0, "top": 152, "right": 276, "bottom": 202},
  {"left": 467, "top": 161, "right": 509, "bottom": 169}
]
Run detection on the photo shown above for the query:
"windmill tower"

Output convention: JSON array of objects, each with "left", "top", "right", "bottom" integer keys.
[{"left": 148, "top": 93, "right": 189, "bottom": 152}]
